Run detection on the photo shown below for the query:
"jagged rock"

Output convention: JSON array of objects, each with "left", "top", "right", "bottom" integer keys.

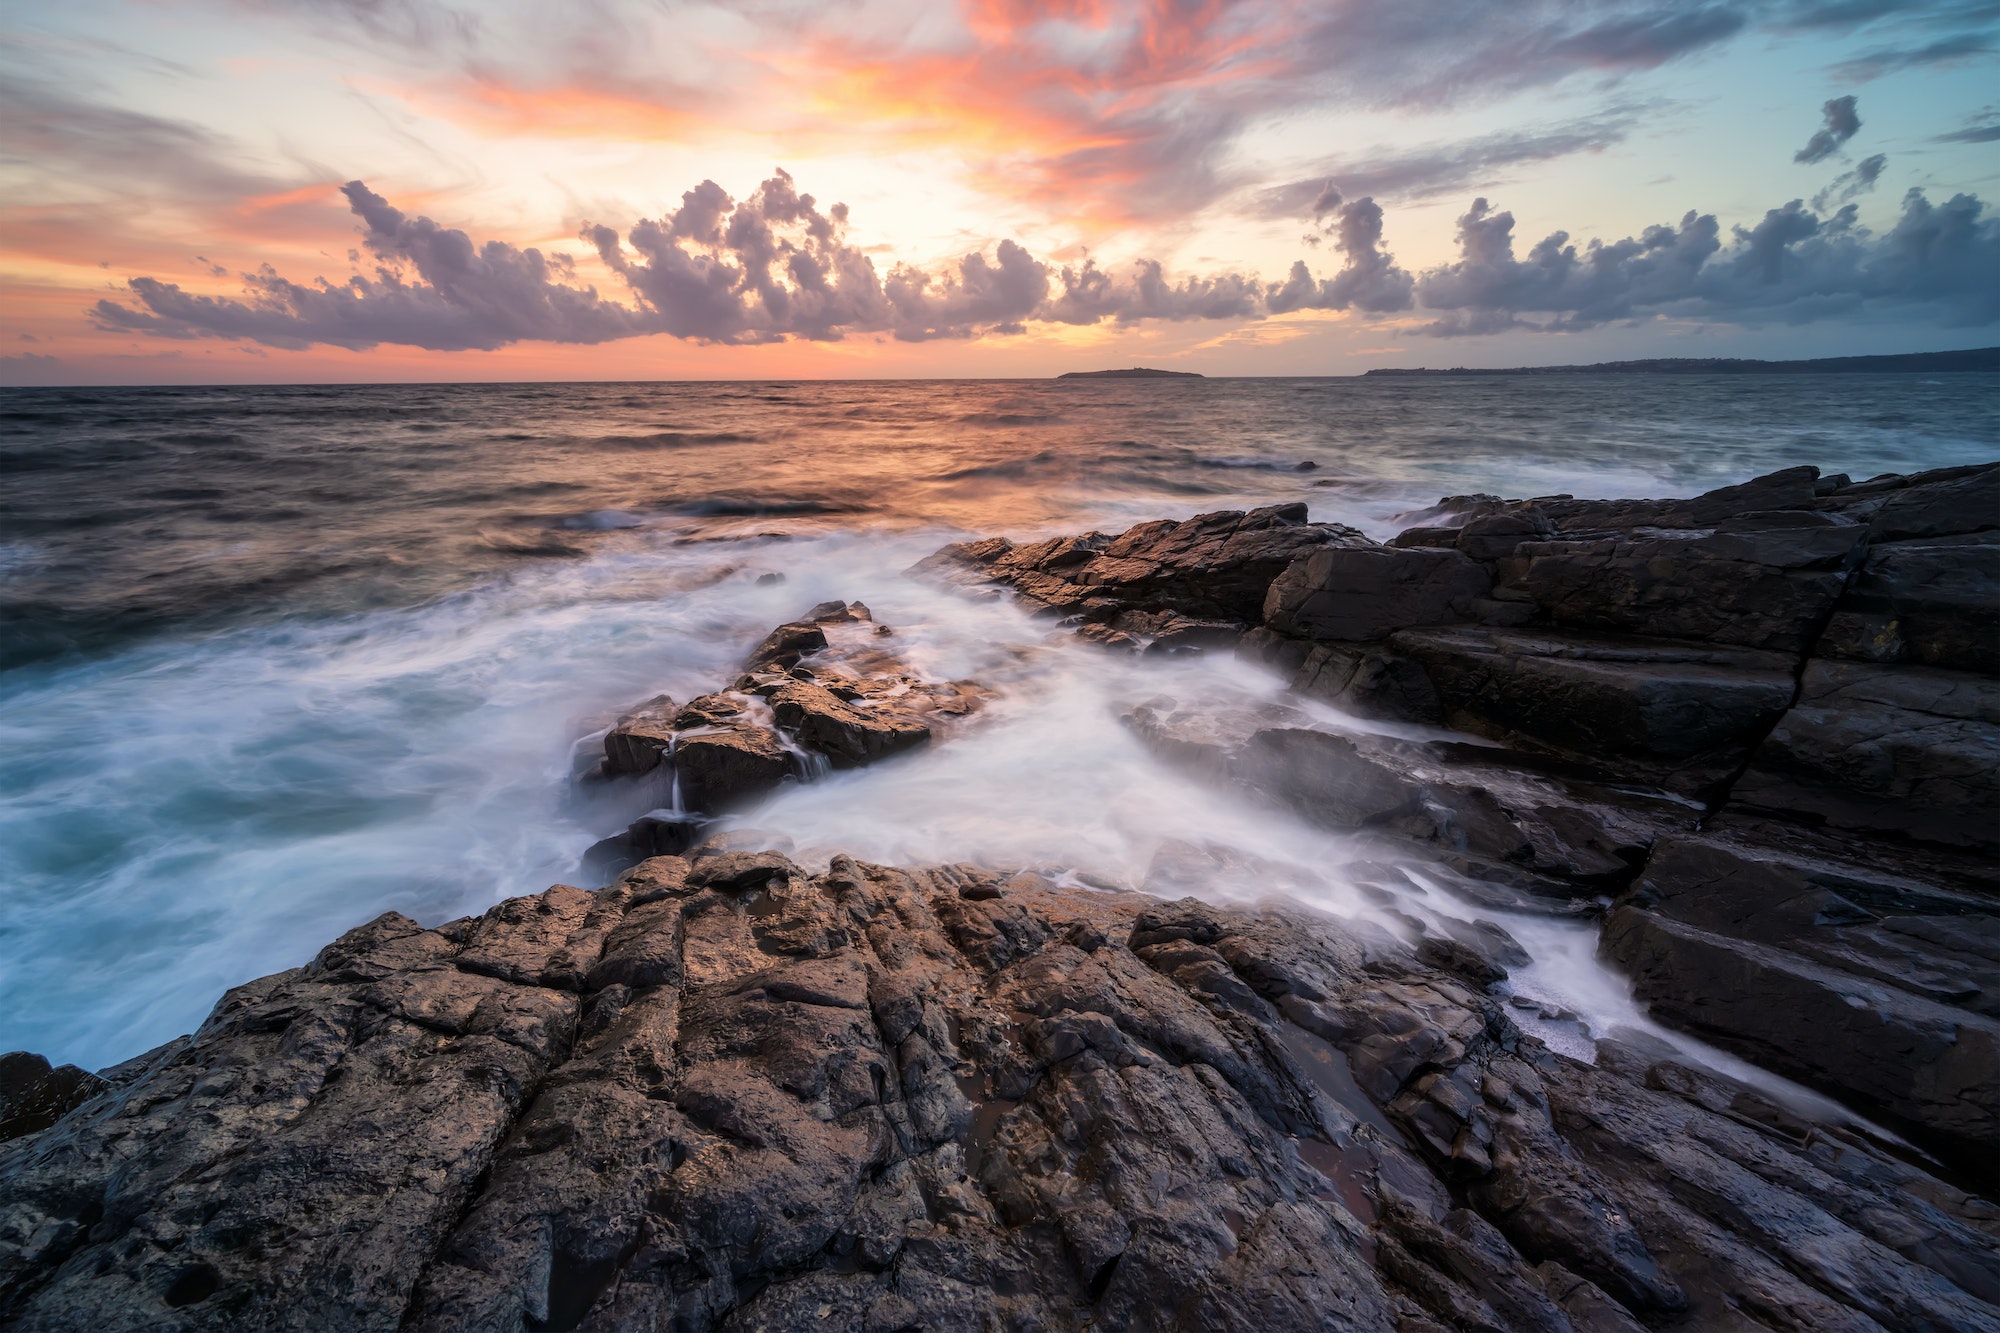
[
  {"left": 8, "top": 865, "right": 1994, "bottom": 1331},
  {"left": 600, "top": 694, "right": 677, "bottom": 777},
  {"left": 1263, "top": 546, "right": 1491, "bottom": 641},
  {"left": 1858, "top": 462, "right": 2000, "bottom": 540},
  {"left": 672, "top": 726, "right": 796, "bottom": 812},
  {"left": 1126, "top": 695, "right": 1693, "bottom": 894},
  {"left": 0, "top": 1055, "right": 105, "bottom": 1146},
  {"left": 1734, "top": 659, "right": 2000, "bottom": 851},
  {"left": 768, "top": 680, "right": 932, "bottom": 768},
  {"left": 745, "top": 620, "right": 829, "bottom": 669},
  {"left": 910, "top": 503, "right": 1369, "bottom": 628},
  {"left": 591, "top": 604, "right": 988, "bottom": 820}
]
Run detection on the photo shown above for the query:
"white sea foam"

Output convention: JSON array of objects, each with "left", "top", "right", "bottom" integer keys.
[{"left": 0, "top": 522, "right": 1875, "bottom": 1132}]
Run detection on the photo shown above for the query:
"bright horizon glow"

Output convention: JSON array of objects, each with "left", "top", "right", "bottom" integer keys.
[{"left": 3, "top": 1, "right": 1998, "bottom": 385}]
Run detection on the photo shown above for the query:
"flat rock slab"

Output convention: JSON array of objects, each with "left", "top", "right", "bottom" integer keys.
[{"left": 1735, "top": 660, "right": 2000, "bottom": 851}]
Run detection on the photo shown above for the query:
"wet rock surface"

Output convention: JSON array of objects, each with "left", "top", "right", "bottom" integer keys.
[
  {"left": 5, "top": 462, "right": 1998, "bottom": 1330},
  {"left": 6, "top": 859, "right": 1996, "bottom": 1331},
  {"left": 910, "top": 501, "right": 1369, "bottom": 649},
  {"left": 586, "top": 601, "right": 990, "bottom": 874},
  {"left": 926, "top": 462, "right": 2000, "bottom": 1179}
]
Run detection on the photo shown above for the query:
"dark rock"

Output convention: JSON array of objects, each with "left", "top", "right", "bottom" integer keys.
[
  {"left": 600, "top": 694, "right": 677, "bottom": 777},
  {"left": 1380, "top": 626, "right": 1798, "bottom": 792},
  {"left": 582, "top": 813, "right": 709, "bottom": 884},
  {"left": 1861, "top": 462, "right": 2000, "bottom": 540},
  {"left": 672, "top": 726, "right": 796, "bottom": 812},
  {"left": 1506, "top": 513, "right": 1864, "bottom": 654},
  {"left": 1734, "top": 660, "right": 2000, "bottom": 851},
  {"left": 1264, "top": 546, "right": 1491, "bottom": 641},
  {"left": 1601, "top": 906, "right": 2000, "bottom": 1178},
  {"left": 768, "top": 680, "right": 930, "bottom": 768},
  {"left": 745, "top": 620, "right": 828, "bottom": 669},
  {"left": 911, "top": 503, "right": 1369, "bottom": 629},
  {"left": 0, "top": 1053, "right": 106, "bottom": 1145},
  {"left": 4, "top": 866, "right": 1994, "bottom": 1331},
  {"left": 1457, "top": 509, "right": 1554, "bottom": 560},
  {"left": 1128, "top": 695, "right": 1694, "bottom": 894},
  {"left": 590, "top": 605, "right": 989, "bottom": 821},
  {"left": 1818, "top": 529, "right": 2000, "bottom": 674}
]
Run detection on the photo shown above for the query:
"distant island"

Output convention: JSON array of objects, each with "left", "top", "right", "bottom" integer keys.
[
  {"left": 1056, "top": 367, "right": 1205, "bottom": 379},
  {"left": 1363, "top": 347, "right": 1999, "bottom": 377}
]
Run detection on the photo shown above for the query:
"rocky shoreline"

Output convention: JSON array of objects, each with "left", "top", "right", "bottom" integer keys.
[{"left": 2, "top": 461, "right": 1996, "bottom": 1331}]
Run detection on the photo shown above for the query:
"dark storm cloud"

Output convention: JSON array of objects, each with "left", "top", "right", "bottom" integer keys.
[
  {"left": 1410, "top": 187, "right": 2000, "bottom": 335},
  {"left": 1795, "top": 95, "right": 1862, "bottom": 164},
  {"left": 1830, "top": 31, "right": 1997, "bottom": 80},
  {"left": 1813, "top": 152, "right": 1888, "bottom": 210}
]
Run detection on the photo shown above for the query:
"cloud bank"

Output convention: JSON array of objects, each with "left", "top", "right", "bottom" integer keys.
[{"left": 91, "top": 171, "right": 2000, "bottom": 351}]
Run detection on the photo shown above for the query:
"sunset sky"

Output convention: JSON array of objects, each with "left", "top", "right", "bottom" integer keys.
[{"left": 3, "top": 0, "right": 1997, "bottom": 383}]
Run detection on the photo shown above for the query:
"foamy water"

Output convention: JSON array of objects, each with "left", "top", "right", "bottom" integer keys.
[{"left": 2, "top": 375, "right": 1995, "bottom": 1083}]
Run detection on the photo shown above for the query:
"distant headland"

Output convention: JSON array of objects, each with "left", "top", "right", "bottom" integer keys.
[
  {"left": 1363, "top": 347, "right": 1999, "bottom": 377},
  {"left": 1056, "top": 367, "right": 1205, "bottom": 379}
]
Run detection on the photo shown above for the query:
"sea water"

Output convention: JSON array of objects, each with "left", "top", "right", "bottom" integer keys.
[{"left": 3, "top": 374, "right": 1995, "bottom": 1076}]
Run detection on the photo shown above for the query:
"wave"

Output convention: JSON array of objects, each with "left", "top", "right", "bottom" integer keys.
[
  {"left": 955, "top": 411, "right": 1061, "bottom": 427},
  {"left": 587, "top": 431, "right": 762, "bottom": 450},
  {"left": 651, "top": 497, "right": 867, "bottom": 518},
  {"left": 1196, "top": 455, "right": 1320, "bottom": 472},
  {"left": 930, "top": 449, "right": 1064, "bottom": 481},
  {"left": 478, "top": 528, "right": 588, "bottom": 557}
]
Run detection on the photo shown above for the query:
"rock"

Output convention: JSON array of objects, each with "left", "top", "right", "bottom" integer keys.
[
  {"left": 0, "top": 1054, "right": 105, "bottom": 1145},
  {"left": 1734, "top": 660, "right": 2000, "bottom": 852},
  {"left": 1505, "top": 512, "right": 1864, "bottom": 654},
  {"left": 768, "top": 680, "right": 932, "bottom": 768},
  {"left": 672, "top": 726, "right": 796, "bottom": 812},
  {"left": 1376, "top": 627, "right": 1797, "bottom": 793},
  {"left": 1601, "top": 906, "right": 2000, "bottom": 1178},
  {"left": 745, "top": 620, "right": 828, "bottom": 669},
  {"left": 4, "top": 865, "right": 1995, "bottom": 1330},
  {"left": 912, "top": 503, "right": 1369, "bottom": 629},
  {"left": 589, "top": 605, "right": 989, "bottom": 820},
  {"left": 600, "top": 694, "right": 677, "bottom": 777},
  {"left": 1457, "top": 510, "right": 1554, "bottom": 561},
  {"left": 582, "top": 812, "right": 709, "bottom": 884},
  {"left": 1127, "top": 694, "right": 1693, "bottom": 894},
  {"left": 1818, "top": 529, "right": 2000, "bottom": 675},
  {"left": 1264, "top": 546, "right": 1491, "bottom": 641},
  {"left": 1861, "top": 462, "right": 2000, "bottom": 540}
]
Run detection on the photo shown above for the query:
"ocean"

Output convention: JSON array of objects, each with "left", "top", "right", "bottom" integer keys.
[{"left": 3, "top": 373, "right": 1996, "bottom": 1072}]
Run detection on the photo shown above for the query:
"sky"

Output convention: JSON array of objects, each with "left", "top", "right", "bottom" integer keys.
[{"left": 2, "top": 0, "right": 1998, "bottom": 383}]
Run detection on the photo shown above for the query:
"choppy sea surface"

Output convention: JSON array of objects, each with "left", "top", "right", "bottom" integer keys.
[{"left": 3, "top": 374, "right": 1996, "bottom": 1075}]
